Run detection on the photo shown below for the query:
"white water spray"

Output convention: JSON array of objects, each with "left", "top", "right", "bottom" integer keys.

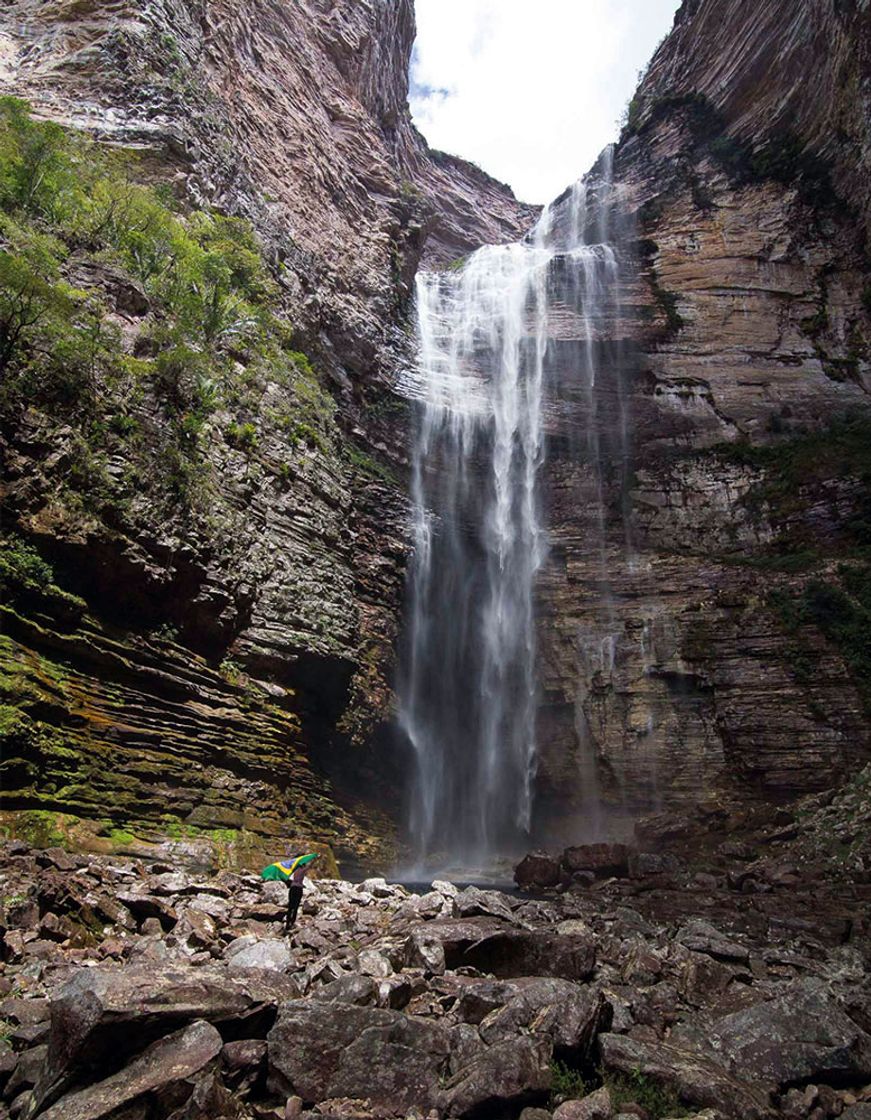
[{"left": 399, "top": 149, "right": 627, "bottom": 870}]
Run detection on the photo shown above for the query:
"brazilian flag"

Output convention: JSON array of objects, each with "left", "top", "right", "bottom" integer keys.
[{"left": 261, "top": 853, "right": 318, "bottom": 881}]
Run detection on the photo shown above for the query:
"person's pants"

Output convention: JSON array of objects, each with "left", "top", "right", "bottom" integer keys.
[{"left": 286, "top": 883, "right": 303, "bottom": 928}]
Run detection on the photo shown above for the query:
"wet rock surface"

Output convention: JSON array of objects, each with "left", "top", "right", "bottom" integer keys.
[{"left": 0, "top": 815, "right": 869, "bottom": 1120}]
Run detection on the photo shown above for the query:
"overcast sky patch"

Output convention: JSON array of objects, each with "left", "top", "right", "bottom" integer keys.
[{"left": 410, "top": 0, "right": 682, "bottom": 204}]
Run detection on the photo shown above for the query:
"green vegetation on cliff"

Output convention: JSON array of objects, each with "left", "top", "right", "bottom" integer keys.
[
  {"left": 0, "top": 96, "right": 339, "bottom": 521},
  {"left": 0, "top": 534, "right": 86, "bottom": 621},
  {"left": 771, "top": 565, "right": 871, "bottom": 713},
  {"left": 708, "top": 415, "right": 871, "bottom": 712},
  {"left": 0, "top": 100, "right": 401, "bottom": 865},
  {"left": 715, "top": 411, "right": 871, "bottom": 549}
]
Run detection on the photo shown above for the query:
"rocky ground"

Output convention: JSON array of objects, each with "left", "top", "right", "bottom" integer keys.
[{"left": 1, "top": 774, "right": 870, "bottom": 1120}]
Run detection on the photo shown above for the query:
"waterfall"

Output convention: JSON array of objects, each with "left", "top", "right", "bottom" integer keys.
[{"left": 399, "top": 149, "right": 626, "bottom": 871}]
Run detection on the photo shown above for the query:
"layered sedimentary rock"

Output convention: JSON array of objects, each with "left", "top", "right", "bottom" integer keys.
[
  {"left": 0, "top": 0, "right": 869, "bottom": 865},
  {"left": 533, "top": 0, "right": 871, "bottom": 837},
  {"left": 0, "top": 0, "right": 534, "bottom": 372},
  {"left": 0, "top": 0, "right": 532, "bottom": 865}
]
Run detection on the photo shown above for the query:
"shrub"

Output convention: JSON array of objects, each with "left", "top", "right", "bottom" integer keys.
[
  {"left": 713, "top": 412, "right": 871, "bottom": 509},
  {"left": 801, "top": 306, "right": 829, "bottom": 339},
  {"left": 219, "top": 658, "right": 244, "bottom": 686},
  {"left": 0, "top": 96, "right": 83, "bottom": 221},
  {"left": 108, "top": 413, "right": 139, "bottom": 437},
  {"left": 604, "top": 1070, "right": 689, "bottom": 1119},
  {"left": 0, "top": 533, "right": 86, "bottom": 619},
  {"left": 641, "top": 92, "right": 725, "bottom": 145},
  {"left": 550, "top": 1061, "right": 588, "bottom": 1104},
  {"left": 627, "top": 91, "right": 836, "bottom": 207},
  {"left": 225, "top": 421, "right": 259, "bottom": 452},
  {"left": 748, "top": 128, "right": 832, "bottom": 205},
  {"left": 345, "top": 444, "right": 397, "bottom": 485},
  {"left": 0, "top": 533, "right": 53, "bottom": 593},
  {"left": 646, "top": 276, "right": 685, "bottom": 334},
  {"left": 707, "top": 134, "right": 751, "bottom": 180},
  {"left": 0, "top": 216, "right": 76, "bottom": 379},
  {"left": 0, "top": 97, "right": 344, "bottom": 532}
]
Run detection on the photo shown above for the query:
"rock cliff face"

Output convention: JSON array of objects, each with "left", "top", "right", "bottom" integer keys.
[
  {"left": 0, "top": 0, "right": 868, "bottom": 866},
  {"left": 0, "top": 0, "right": 534, "bottom": 369},
  {"left": 0, "top": 0, "right": 532, "bottom": 868},
  {"left": 532, "top": 0, "right": 871, "bottom": 839}
]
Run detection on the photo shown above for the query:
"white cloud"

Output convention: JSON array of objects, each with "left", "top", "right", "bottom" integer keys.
[{"left": 410, "top": 0, "right": 681, "bottom": 204}]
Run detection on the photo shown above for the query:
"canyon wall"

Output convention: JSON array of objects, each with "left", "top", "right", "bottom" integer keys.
[
  {"left": 534, "top": 0, "right": 871, "bottom": 839},
  {"left": 0, "top": 0, "right": 531, "bottom": 869},
  {"left": 0, "top": 0, "right": 869, "bottom": 866}
]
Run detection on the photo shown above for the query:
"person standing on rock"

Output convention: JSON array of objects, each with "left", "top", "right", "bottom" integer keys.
[{"left": 261, "top": 848, "right": 320, "bottom": 932}]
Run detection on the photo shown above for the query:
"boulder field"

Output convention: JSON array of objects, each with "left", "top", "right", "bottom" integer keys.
[{"left": 1, "top": 784, "right": 870, "bottom": 1120}]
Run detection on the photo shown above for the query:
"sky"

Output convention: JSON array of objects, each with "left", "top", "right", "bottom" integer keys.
[{"left": 410, "top": 0, "right": 682, "bottom": 204}]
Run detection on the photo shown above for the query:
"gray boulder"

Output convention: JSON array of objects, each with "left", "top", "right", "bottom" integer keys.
[
  {"left": 515, "top": 852, "right": 562, "bottom": 890},
  {"left": 28, "top": 964, "right": 297, "bottom": 1115},
  {"left": 311, "top": 974, "right": 380, "bottom": 1007},
  {"left": 439, "top": 1037, "right": 552, "bottom": 1117},
  {"left": 553, "top": 1088, "right": 612, "bottom": 1120},
  {"left": 562, "top": 844, "right": 630, "bottom": 877},
  {"left": 115, "top": 892, "right": 178, "bottom": 930},
  {"left": 675, "top": 920, "right": 750, "bottom": 966},
  {"left": 407, "top": 917, "right": 596, "bottom": 981},
  {"left": 455, "top": 979, "right": 526, "bottom": 1024},
  {"left": 38, "top": 1020, "right": 222, "bottom": 1120},
  {"left": 227, "top": 939, "right": 295, "bottom": 973},
  {"left": 599, "top": 1033, "right": 768, "bottom": 1120},
  {"left": 706, "top": 979, "right": 871, "bottom": 1088},
  {"left": 268, "top": 1001, "right": 451, "bottom": 1108},
  {"left": 478, "top": 978, "right": 609, "bottom": 1057},
  {"left": 454, "top": 886, "right": 515, "bottom": 922},
  {"left": 357, "top": 949, "right": 392, "bottom": 978}
]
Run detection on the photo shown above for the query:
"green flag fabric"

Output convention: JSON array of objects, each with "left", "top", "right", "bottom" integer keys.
[{"left": 260, "top": 853, "right": 317, "bottom": 881}]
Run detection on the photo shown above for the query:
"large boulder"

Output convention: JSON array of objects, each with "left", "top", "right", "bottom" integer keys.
[
  {"left": 628, "top": 852, "right": 680, "bottom": 877},
  {"left": 454, "top": 886, "right": 516, "bottom": 922},
  {"left": 439, "top": 1037, "right": 552, "bottom": 1117},
  {"left": 599, "top": 1033, "right": 769, "bottom": 1120},
  {"left": 268, "top": 1001, "right": 451, "bottom": 1108},
  {"left": 561, "top": 844, "right": 630, "bottom": 877},
  {"left": 115, "top": 891, "right": 178, "bottom": 931},
  {"left": 515, "top": 852, "right": 562, "bottom": 891},
  {"left": 38, "top": 1020, "right": 224, "bottom": 1120},
  {"left": 675, "top": 920, "right": 750, "bottom": 966},
  {"left": 705, "top": 980, "right": 871, "bottom": 1089},
  {"left": 634, "top": 813, "right": 697, "bottom": 850},
  {"left": 227, "top": 939, "right": 295, "bottom": 973},
  {"left": 357, "top": 949, "right": 393, "bottom": 978},
  {"left": 477, "top": 978, "right": 610, "bottom": 1058},
  {"left": 407, "top": 918, "right": 596, "bottom": 981},
  {"left": 311, "top": 974, "right": 380, "bottom": 1007},
  {"left": 28, "top": 964, "right": 298, "bottom": 1115},
  {"left": 454, "top": 980, "right": 527, "bottom": 1025}
]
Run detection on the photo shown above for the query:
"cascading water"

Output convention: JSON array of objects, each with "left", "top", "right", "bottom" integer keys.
[{"left": 399, "top": 150, "right": 628, "bottom": 872}]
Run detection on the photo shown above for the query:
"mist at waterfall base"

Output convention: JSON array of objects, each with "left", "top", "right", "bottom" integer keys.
[{"left": 396, "top": 150, "right": 635, "bottom": 879}]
